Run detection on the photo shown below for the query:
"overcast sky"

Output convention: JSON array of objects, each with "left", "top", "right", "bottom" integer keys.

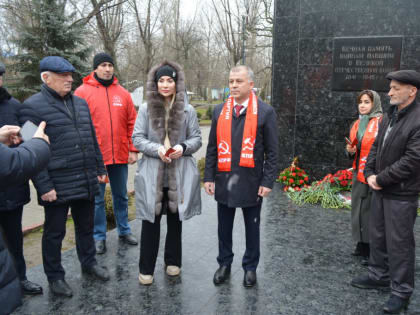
[{"left": 180, "top": 0, "right": 205, "bottom": 19}]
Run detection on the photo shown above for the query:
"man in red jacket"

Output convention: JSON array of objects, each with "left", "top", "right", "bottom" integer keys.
[{"left": 75, "top": 53, "right": 138, "bottom": 254}]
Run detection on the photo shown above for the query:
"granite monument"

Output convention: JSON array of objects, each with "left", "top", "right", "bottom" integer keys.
[{"left": 272, "top": 0, "right": 420, "bottom": 179}]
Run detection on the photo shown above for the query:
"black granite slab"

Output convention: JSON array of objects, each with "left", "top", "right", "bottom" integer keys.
[
  {"left": 15, "top": 187, "right": 420, "bottom": 314},
  {"left": 300, "top": 12, "right": 337, "bottom": 38},
  {"left": 402, "top": 37, "right": 420, "bottom": 67},
  {"left": 274, "top": 0, "right": 299, "bottom": 17},
  {"left": 272, "top": 0, "right": 420, "bottom": 177},
  {"left": 299, "top": 38, "right": 333, "bottom": 66}
]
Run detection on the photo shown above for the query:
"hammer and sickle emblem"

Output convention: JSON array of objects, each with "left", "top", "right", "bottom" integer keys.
[
  {"left": 218, "top": 140, "right": 230, "bottom": 155},
  {"left": 242, "top": 137, "right": 254, "bottom": 151}
]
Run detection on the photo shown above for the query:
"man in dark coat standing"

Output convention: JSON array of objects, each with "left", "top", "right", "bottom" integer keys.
[
  {"left": 19, "top": 56, "right": 110, "bottom": 298},
  {"left": 0, "top": 61, "right": 44, "bottom": 296},
  {"left": 204, "top": 65, "right": 278, "bottom": 287},
  {"left": 351, "top": 70, "right": 420, "bottom": 314},
  {"left": 0, "top": 121, "right": 50, "bottom": 315}
]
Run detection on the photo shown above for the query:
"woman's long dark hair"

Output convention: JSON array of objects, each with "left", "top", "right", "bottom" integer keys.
[{"left": 357, "top": 90, "right": 374, "bottom": 104}]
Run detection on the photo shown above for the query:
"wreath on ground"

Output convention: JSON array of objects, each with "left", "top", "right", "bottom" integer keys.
[
  {"left": 278, "top": 158, "right": 420, "bottom": 213},
  {"left": 277, "top": 158, "right": 352, "bottom": 209}
]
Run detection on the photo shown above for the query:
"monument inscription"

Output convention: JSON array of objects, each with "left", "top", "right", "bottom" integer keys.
[{"left": 332, "top": 37, "right": 402, "bottom": 91}]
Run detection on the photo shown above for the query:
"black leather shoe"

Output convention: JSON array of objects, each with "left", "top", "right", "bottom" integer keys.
[
  {"left": 350, "top": 274, "right": 389, "bottom": 290},
  {"left": 21, "top": 279, "right": 43, "bottom": 295},
  {"left": 82, "top": 264, "right": 110, "bottom": 281},
  {"left": 95, "top": 240, "right": 106, "bottom": 254},
  {"left": 119, "top": 233, "right": 138, "bottom": 245},
  {"left": 383, "top": 294, "right": 409, "bottom": 314},
  {"left": 213, "top": 265, "right": 231, "bottom": 285},
  {"left": 243, "top": 270, "right": 257, "bottom": 287},
  {"left": 49, "top": 279, "right": 73, "bottom": 297}
]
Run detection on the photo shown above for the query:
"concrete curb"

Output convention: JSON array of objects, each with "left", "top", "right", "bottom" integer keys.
[
  {"left": 22, "top": 213, "right": 72, "bottom": 236},
  {"left": 22, "top": 222, "right": 44, "bottom": 235}
]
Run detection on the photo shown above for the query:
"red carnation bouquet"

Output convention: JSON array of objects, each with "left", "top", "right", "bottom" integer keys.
[
  {"left": 276, "top": 157, "right": 309, "bottom": 192},
  {"left": 319, "top": 169, "right": 352, "bottom": 191}
]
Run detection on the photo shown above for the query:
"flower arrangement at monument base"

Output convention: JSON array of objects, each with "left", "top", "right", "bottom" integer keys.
[
  {"left": 319, "top": 169, "right": 352, "bottom": 192},
  {"left": 286, "top": 167, "right": 353, "bottom": 210},
  {"left": 276, "top": 157, "right": 309, "bottom": 192}
]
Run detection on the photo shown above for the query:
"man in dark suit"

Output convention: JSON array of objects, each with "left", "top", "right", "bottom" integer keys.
[
  {"left": 19, "top": 56, "right": 110, "bottom": 298},
  {"left": 204, "top": 65, "right": 278, "bottom": 287}
]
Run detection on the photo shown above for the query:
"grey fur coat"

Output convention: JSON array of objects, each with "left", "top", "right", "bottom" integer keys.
[{"left": 132, "top": 61, "right": 202, "bottom": 223}]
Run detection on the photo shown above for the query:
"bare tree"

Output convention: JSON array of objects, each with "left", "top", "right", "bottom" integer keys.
[
  {"left": 87, "top": 0, "right": 125, "bottom": 79},
  {"left": 247, "top": 0, "right": 273, "bottom": 40},
  {"left": 210, "top": 0, "right": 242, "bottom": 66},
  {"left": 128, "top": 0, "right": 164, "bottom": 83},
  {"left": 0, "top": 0, "right": 274, "bottom": 103}
]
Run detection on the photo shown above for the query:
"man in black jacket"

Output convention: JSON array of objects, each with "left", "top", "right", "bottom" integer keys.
[
  {"left": 0, "top": 121, "right": 50, "bottom": 315},
  {"left": 0, "top": 62, "right": 44, "bottom": 296},
  {"left": 204, "top": 66, "right": 278, "bottom": 287},
  {"left": 351, "top": 70, "right": 420, "bottom": 314},
  {"left": 19, "top": 56, "right": 110, "bottom": 298}
]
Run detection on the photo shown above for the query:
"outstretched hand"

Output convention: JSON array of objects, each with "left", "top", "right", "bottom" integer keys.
[{"left": 0, "top": 125, "right": 21, "bottom": 146}]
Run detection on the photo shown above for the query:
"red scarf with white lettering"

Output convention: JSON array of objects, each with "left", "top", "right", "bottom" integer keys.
[{"left": 216, "top": 91, "right": 258, "bottom": 172}]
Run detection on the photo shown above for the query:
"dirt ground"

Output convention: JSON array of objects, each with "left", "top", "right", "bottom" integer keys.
[{"left": 24, "top": 196, "right": 136, "bottom": 268}]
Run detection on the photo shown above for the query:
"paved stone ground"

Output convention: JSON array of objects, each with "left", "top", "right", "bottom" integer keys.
[
  {"left": 14, "top": 184, "right": 420, "bottom": 314},
  {"left": 21, "top": 126, "right": 211, "bottom": 231}
]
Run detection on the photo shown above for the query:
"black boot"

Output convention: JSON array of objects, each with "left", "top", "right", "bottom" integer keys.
[
  {"left": 21, "top": 279, "right": 43, "bottom": 295},
  {"left": 243, "top": 270, "right": 257, "bottom": 287},
  {"left": 350, "top": 274, "right": 389, "bottom": 290},
  {"left": 383, "top": 294, "right": 409, "bottom": 314},
  {"left": 213, "top": 265, "right": 231, "bottom": 285},
  {"left": 119, "top": 233, "right": 138, "bottom": 245},
  {"left": 82, "top": 264, "right": 110, "bottom": 281},
  {"left": 49, "top": 279, "right": 73, "bottom": 297}
]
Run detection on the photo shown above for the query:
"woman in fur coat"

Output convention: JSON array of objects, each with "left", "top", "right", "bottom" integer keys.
[{"left": 132, "top": 61, "right": 202, "bottom": 285}]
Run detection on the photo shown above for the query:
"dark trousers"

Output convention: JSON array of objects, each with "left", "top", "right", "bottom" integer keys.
[
  {"left": 139, "top": 211, "right": 182, "bottom": 275},
  {"left": 217, "top": 202, "right": 262, "bottom": 271},
  {"left": 0, "top": 206, "right": 26, "bottom": 280},
  {"left": 43, "top": 199, "right": 97, "bottom": 281},
  {"left": 368, "top": 192, "right": 418, "bottom": 299}
]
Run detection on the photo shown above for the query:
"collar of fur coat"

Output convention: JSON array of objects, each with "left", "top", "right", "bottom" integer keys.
[{"left": 146, "top": 60, "right": 186, "bottom": 146}]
